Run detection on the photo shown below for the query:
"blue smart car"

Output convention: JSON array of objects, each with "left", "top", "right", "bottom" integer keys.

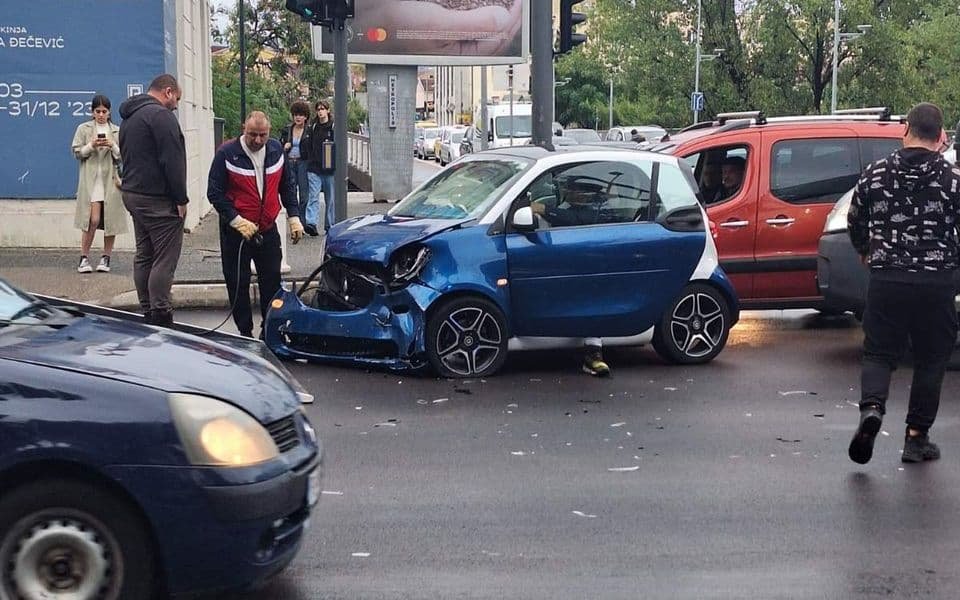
[
  {"left": 0, "top": 280, "right": 320, "bottom": 598},
  {"left": 265, "top": 147, "right": 739, "bottom": 377}
]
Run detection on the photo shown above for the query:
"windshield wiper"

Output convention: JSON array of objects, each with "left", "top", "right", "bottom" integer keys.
[{"left": 6, "top": 300, "right": 48, "bottom": 322}]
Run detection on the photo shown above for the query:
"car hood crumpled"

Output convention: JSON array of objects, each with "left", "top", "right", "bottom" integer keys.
[
  {"left": 0, "top": 316, "right": 300, "bottom": 423},
  {"left": 326, "top": 214, "right": 472, "bottom": 265}
]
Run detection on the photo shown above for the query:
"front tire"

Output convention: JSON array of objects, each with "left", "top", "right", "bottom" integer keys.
[
  {"left": 426, "top": 296, "right": 509, "bottom": 378},
  {"left": 652, "top": 283, "right": 730, "bottom": 364},
  {"left": 0, "top": 479, "right": 157, "bottom": 600}
]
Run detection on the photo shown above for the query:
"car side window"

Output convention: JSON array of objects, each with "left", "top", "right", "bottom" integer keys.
[
  {"left": 771, "top": 138, "right": 859, "bottom": 204},
  {"left": 682, "top": 145, "right": 749, "bottom": 206},
  {"left": 524, "top": 161, "right": 655, "bottom": 229},
  {"left": 653, "top": 162, "right": 701, "bottom": 219},
  {"left": 860, "top": 137, "right": 901, "bottom": 167}
]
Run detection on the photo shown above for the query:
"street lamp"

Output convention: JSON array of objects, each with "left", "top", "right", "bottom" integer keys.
[
  {"left": 830, "top": 0, "right": 871, "bottom": 114},
  {"left": 693, "top": 0, "right": 723, "bottom": 124}
]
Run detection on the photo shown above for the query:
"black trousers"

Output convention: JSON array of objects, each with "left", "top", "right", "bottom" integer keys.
[
  {"left": 219, "top": 222, "right": 282, "bottom": 337},
  {"left": 860, "top": 276, "right": 957, "bottom": 431}
]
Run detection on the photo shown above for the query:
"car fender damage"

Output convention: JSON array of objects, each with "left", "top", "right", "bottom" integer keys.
[{"left": 264, "top": 250, "right": 441, "bottom": 371}]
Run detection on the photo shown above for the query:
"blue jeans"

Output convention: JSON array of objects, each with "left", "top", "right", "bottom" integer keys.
[
  {"left": 307, "top": 172, "right": 335, "bottom": 230},
  {"left": 289, "top": 159, "right": 310, "bottom": 221}
]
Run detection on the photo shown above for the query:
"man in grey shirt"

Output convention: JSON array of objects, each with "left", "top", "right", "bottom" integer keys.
[{"left": 118, "top": 74, "right": 188, "bottom": 327}]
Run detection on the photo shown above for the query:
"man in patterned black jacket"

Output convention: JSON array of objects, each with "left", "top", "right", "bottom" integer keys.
[{"left": 847, "top": 102, "right": 960, "bottom": 465}]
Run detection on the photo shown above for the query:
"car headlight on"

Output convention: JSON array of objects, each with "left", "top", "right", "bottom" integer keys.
[
  {"left": 169, "top": 393, "right": 279, "bottom": 466},
  {"left": 389, "top": 245, "right": 431, "bottom": 283}
]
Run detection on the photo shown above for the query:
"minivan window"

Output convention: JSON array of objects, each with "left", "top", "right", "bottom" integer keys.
[
  {"left": 391, "top": 158, "right": 530, "bottom": 220},
  {"left": 494, "top": 115, "right": 532, "bottom": 138},
  {"left": 860, "top": 137, "right": 902, "bottom": 165},
  {"left": 771, "top": 138, "right": 859, "bottom": 204},
  {"left": 682, "top": 145, "right": 750, "bottom": 206}
]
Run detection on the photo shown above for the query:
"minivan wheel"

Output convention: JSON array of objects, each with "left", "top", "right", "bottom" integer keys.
[
  {"left": 653, "top": 283, "right": 730, "bottom": 364},
  {"left": 0, "top": 479, "right": 157, "bottom": 600},
  {"left": 426, "top": 297, "right": 509, "bottom": 378}
]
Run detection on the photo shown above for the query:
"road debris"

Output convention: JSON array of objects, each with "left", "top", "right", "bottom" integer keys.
[
  {"left": 572, "top": 510, "right": 597, "bottom": 518},
  {"left": 607, "top": 466, "right": 640, "bottom": 472},
  {"left": 322, "top": 490, "right": 343, "bottom": 496},
  {"left": 779, "top": 390, "right": 818, "bottom": 396},
  {"left": 351, "top": 552, "right": 370, "bottom": 558},
  {"left": 611, "top": 422, "right": 627, "bottom": 427},
  {"left": 432, "top": 398, "right": 449, "bottom": 404}
]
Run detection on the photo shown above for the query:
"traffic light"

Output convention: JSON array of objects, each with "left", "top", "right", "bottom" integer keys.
[
  {"left": 285, "top": 0, "right": 353, "bottom": 26},
  {"left": 285, "top": 0, "right": 324, "bottom": 23},
  {"left": 558, "top": 0, "right": 587, "bottom": 55}
]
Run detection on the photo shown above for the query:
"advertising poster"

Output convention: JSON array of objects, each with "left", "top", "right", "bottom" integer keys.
[
  {"left": 0, "top": 1, "right": 165, "bottom": 198},
  {"left": 313, "top": 0, "right": 527, "bottom": 65}
]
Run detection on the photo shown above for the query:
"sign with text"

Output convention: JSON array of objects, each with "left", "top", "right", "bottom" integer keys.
[
  {"left": 0, "top": 1, "right": 165, "bottom": 198},
  {"left": 312, "top": 0, "right": 527, "bottom": 66}
]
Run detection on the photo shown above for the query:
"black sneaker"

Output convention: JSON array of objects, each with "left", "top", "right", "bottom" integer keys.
[
  {"left": 848, "top": 406, "right": 882, "bottom": 464},
  {"left": 582, "top": 347, "right": 610, "bottom": 377},
  {"left": 96, "top": 255, "right": 111, "bottom": 272},
  {"left": 902, "top": 432, "right": 941, "bottom": 463}
]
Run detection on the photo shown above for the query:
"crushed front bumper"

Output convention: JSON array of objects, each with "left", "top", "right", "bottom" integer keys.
[{"left": 264, "top": 280, "right": 442, "bottom": 371}]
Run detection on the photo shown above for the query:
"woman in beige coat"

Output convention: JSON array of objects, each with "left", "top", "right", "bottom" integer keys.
[{"left": 71, "top": 94, "right": 127, "bottom": 273}]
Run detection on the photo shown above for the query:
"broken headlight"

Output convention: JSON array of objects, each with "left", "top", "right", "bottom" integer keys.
[{"left": 389, "top": 245, "right": 431, "bottom": 285}]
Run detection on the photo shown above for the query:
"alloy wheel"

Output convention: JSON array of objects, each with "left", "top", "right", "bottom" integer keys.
[
  {"left": 434, "top": 306, "right": 503, "bottom": 376},
  {"left": 669, "top": 292, "right": 725, "bottom": 358}
]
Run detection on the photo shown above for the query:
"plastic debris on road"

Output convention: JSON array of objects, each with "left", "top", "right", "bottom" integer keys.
[
  {"left": 610, "top": 422, "right": 626, "bottom": 427},
  {"left": 432, "top": 398, "right": 449, "bottom": 404},
  {"left": 572, "top": 510, "right": 597, "bottom": 518},
  {"left": 607, "top": 466, "right": 640, "bottom": 472},
  {"left": 511, "top": 451, "right": 531, "bottom": 456},
  {"left": 351, "top": 552, "right": 371, "bottom": 558},
  {"left": 322, "top": 490, "right": 343, "bottom": 496},
  {"left": 779, "top": 390, "right": 818, "bottom": 396}
]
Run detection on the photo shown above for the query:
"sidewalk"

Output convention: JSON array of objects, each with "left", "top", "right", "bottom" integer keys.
[{"left": 1, "top": 192, "right": 393, "bottom": 310}]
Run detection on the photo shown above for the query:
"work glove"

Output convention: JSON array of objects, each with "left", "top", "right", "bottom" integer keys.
[
  {"left": 288, "top": 216, "right": 304, "bottom": 244},
  {"left": 230, "top": 215, "right": 259, "bottom": 241}
]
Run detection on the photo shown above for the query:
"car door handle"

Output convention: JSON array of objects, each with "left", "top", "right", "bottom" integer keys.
[
  {"left": 766, "top": 216, "right": 795, "bottom": 226},
  {"left": 719, "top": 220, "right": 749, "bottom": 228}
]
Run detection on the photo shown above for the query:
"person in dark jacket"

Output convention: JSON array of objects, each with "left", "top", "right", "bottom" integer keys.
[
  {"left": 847, "top": 102, "right": 960, "bottom": 465},
  {"left": 302, "top": 99, "right": 336, "bottom": 235},
  {"left": 279, "top": 100, "right": 311, "bottom": 222},
  {"left": 207, "top": 111, "right": 304, "bottom": 338},
  {"left": 118, "top": 74, "right": 187, "bottom": 327}
]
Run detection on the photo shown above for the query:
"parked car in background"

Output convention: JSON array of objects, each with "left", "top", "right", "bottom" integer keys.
[
  {"left": 460, "top": 126, "right": 480, "bottom": 157},
  {"left": 605, "top": 125, "right": 668, "bottom": 144},
  {"left": 416, "top": 127, "right": 441, "bottom": 160},
  {"left": 817, "top": 148, "right": 959, "bottom": 317},
  {"left": 651, "top": 108, "right": 906, "bottom": 310},
  {"left": 0, "top": 280, "right": 321, "bottom": 598},
  {"left": 435, "top": 125, "right": 467, "bottom": 162},
  {"left": 562, "top": 128, "right": 602, "bottom": 144},
  {"left": 265, "top": 147, "right": 740, "bottom": 377},
  {"left": 439, "top": 130, "right": 465, "bottom": 165}
]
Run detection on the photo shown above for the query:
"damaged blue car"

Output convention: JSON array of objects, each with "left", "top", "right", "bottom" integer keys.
[{"left": 264, "top": 147, "right": 740, "bottom": 378}]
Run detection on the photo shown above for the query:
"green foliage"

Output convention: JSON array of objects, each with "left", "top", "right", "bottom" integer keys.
[
  {"left": 558, "top": 0, "right": 960, "bottom": 128},
  {"left": 347, "top": 97, "right": 368, "bottom": 133},
  {"left": 212, "top": 56, "right": 292, "bottom": 138}
]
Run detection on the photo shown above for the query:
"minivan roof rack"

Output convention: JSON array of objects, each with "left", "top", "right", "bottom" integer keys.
[
  {"left": 834, "top": 107, "right": 892, "bottom": 120},
  {"left": 717, "top": 111, "right": 766, "bottom": 125}
]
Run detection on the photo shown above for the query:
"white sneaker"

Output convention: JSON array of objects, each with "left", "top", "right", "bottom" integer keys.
[
  {"left": 96, "top": 255, "right": 111, "bottom": 272},
  {"left": 77, "top": 256, "right": 93, "bottom": 273}
]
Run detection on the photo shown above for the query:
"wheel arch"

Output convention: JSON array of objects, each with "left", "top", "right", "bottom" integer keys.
[
  {"left": 425, "top": 289, "right": 512, "bottom": 339},
  {"left": 692, "top": 274, "right": 740, "bottom": 325},
  {"left": 0, "top": 459, "right": 167, "bottom": 593}
]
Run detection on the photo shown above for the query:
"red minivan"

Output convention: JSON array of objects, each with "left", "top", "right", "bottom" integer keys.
[{"left": 652, "top": 110, "right": 904, "bottom": 309}]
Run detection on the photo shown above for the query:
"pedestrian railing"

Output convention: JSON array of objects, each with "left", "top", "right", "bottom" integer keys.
[{"left": 347, "top": 132, "right": 372, "bottom": 191}]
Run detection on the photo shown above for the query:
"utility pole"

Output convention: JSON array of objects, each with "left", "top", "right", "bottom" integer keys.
[
  {"left": 830, "top": 0, "right": 840, "bottom": 115},
  {"left": 238, "top": 0, "right": 246, "bottom": 125},
  {"left": 333, "top": 25, "right": 348, "bottom": 224},
  {"left": 530, "top": 0, "right": 554, "bottom": 149},
  {"left": 693, "top": 0, "right": 702, "bottom": 124}
]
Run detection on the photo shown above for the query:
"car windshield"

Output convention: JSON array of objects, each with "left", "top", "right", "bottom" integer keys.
[
  {"left": 494, "top": 115, "right": 532, "bottom": 138},
  {"left": 423, "top": 128, "right": 439, "bottom": 138},
  {"left": 451, "top": 133, "right": 464, "bottom": 143},
  {"left": 0, "top": 279, "right": 47, "bottom": 322},
  {"left": 391, "top": 158, "right": 530, "bottom": 219},
  {"left": 565, "top": 129, "right": 601, "bottom": 144}
]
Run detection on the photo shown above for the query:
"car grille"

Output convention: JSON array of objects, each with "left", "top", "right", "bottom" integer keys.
[
  {"left": 321, "top": 260, "right": 378, "bottom": 308},
  {"left": 286, "top": 332, "right": 398, "bottom": 358},
  {"left": 267, "top": 415, "right": 300, "bottom": 453}
]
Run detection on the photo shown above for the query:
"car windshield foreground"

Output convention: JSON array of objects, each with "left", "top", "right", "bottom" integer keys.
[
  {"left": 265, "top": 148, "right": 740, "bottom": 378},
  {"left": 0, "top": 279, "right": 321, "bottom": 599},
  {"left": 391, "top": 158, "right": 530, "bottom": 219}
]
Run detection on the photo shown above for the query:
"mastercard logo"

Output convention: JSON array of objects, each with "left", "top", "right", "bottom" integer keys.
[{"left": 366, "top": 28, "right": 387, "bottom": 42}]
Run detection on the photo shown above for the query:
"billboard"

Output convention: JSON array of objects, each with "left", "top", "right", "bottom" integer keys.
[
  {"left": 0, "top": 1, "right": 166, "bottom": 199},
  {"left": 312, "top": 0, "right": 527, "bottom": 65}
]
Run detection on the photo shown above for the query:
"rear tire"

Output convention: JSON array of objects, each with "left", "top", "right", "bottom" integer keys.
[
  {"left": 0, "top": 479, "right": 157, "bottom": 600},
  {"left": 426, "top": 296, "right": 509, "bottom": 378},
  {"left": 653, "top": 283, "right": 731, "bottom": 364}
]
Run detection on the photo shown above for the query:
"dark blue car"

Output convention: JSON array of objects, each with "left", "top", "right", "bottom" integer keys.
[{"left": 0, "top": 280, "right": 321, "bottom": 599}]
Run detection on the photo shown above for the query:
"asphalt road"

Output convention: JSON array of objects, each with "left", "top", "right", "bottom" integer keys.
[{"left": 181, "top": 310, "right": 960, "bottom": 600}]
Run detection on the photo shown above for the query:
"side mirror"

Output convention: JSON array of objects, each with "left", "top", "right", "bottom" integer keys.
[
  {"left": 512, "top": 206, "right": 537, "bottom": 231},
  {"left": 487, "top": 130, "right": 494, "bottom": 142}
]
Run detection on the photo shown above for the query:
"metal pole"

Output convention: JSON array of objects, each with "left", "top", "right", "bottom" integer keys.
[
  {"left": 509, "top": 66, "right": 514, "bottom": 147},
  {"left": 480, "top": 67, "right": 489, "bottom": 151},
  {"left": 238, "top": 0, "right": 246, "bottom": 125},
  {"left": 693, "top": 0, "right": 702, "bottom": 124},
  {"left": 530, "top": 0, "right": 554, "bottom": 149},
  {"left": 830, "top": 0, "right": 840, "bottom": 114},
  {"left": 608, "top": 78, "right": 613, "bottom": 130},
  {"left": 333, "top": 25, "right": 348, "bottom": 224}
]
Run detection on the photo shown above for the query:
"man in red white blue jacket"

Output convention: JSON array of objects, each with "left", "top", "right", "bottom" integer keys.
[{"left": 207, "top": 111, "right": 305, "bottom": 338}]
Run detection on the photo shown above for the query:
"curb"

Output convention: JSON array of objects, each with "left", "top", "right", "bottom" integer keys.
[{"left": 107, "top": 281, "right": 309, "bottom": 312}]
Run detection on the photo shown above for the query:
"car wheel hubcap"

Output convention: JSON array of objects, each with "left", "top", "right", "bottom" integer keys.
[
  {"left": 2, "top": 513, "right": 119, "bottom": 600},
  {"left": 436, "top": 307, "right": 502, "bottom": 375},
  {"left": 670, "top": 292, "right": 724, "bottom": 358}
]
